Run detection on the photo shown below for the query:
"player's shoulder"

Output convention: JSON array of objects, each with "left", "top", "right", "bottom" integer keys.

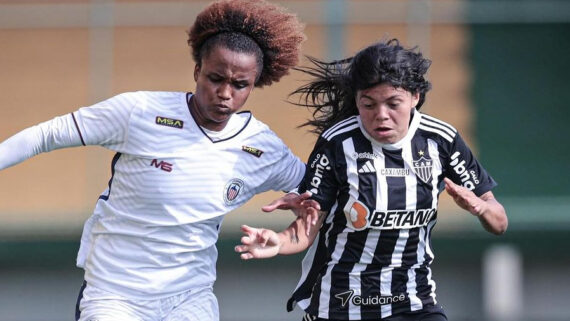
[
  {"left": 240, "top": 111, "right": 288, "bottom": 151},
  {"left": 417, "top": 112, "right": 458, "bottom": 144},
  {"left": 102, "top": 91, "right": 183, "bottom": 109},
  {"left": 320, "top": 115, "right": 360, "bottom": 143}
]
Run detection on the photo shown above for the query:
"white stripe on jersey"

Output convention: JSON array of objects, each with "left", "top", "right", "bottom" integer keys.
[
  {"left": 421, "top": 114, "right": 457, "bottom": 135},
  {"left": 426, "top": 139, "right": 442, "bottom": 303},
  {"left": 407, "top": 227, "right": 427, "bottom": 311},
  {"left": 371, "top": 146, "right": 393, "bottom": 318},
  {"left": 319, "top": 231, "right": 349, "bottom": 319},
  {"left": 425, "top": 219, "right": 438, "bottom": 304},
  {"left": 419, "top": 114, "right": 457, "bottom": 143},
  {"left": 402, "top": 140, "right": 424, "bottom": 311},
  {"left": 322, "top": 116, "right": 358, "bottom": 140},
  {"left": 418, "top": 123, "right": 454, "bottom": 143},
  {"left": 326, "top": 123, "right": 360, "bottom": 141}
]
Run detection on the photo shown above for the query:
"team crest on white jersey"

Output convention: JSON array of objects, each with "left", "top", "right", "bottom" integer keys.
[
  {"left": 413, "top": 156, "right": 433, "bottom": 184},
  {"left": 224, "top": 178, "right": 244, "bottom": 205}
]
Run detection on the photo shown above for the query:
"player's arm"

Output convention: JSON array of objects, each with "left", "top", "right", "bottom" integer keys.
[
  {"left": 444, "top": 178, "right": 508, "bottom": 235},
  {"left": 235, "top": 210, "right": 326, "bottom": 259},
  {"left": 0, "top": 115, "right": 83, "bottom": 171},
  {"left": 261, "top": 191, "right": 321, "bottom": 235}
]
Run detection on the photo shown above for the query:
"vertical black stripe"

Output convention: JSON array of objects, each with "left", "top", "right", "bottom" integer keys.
[
  {"left": 75, "top": 281, "right": 87, "bottom": 321},
  {"left": 99, "top": 152, "right": 122, "bottom": 201},
  {"left": 71, "top": 113, "right": 86, "bottom": 146}
]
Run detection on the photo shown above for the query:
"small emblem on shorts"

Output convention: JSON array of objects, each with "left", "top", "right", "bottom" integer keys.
[
  {"left": 156, "top": 116, "right": 184, "bottom": 129},
  {"left": 224, "top": 178, "right": 244, "bottom": 205},
  {"left": 242, "top": 145, "right": 264, "bottom": 157},
  {"left": 413, "top": 155, "right": 433, "bottom": 183}
]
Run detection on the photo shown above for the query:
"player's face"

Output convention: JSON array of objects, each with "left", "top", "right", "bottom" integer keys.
[
  {"left": 192, "top": 46, "right": 258, "bottom": 131},
  {"left": 356, "top": 83, "right": 420, "bottom": 144}
]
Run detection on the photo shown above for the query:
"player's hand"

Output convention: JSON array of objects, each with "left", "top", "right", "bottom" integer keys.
[
  {"left": 262, "top": 191, "right": 321, "bottom": 236},
  {"left": 444, "top": 178, "right": 487, "bottom": 216},
  {"left": 234, "top": 225, "right": 281, "bottom": 260}
]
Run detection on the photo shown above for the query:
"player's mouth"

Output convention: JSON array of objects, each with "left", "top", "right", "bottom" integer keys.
[
  {"left": 213, "top": 104, "right": 232, "bottom": 115},
  {"left": 375, "top": 126, "right": 392, "bottom": 134}
]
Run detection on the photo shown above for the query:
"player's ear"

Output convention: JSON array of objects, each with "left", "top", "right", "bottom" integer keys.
[
  {"left": 194, "top": 64, "right": 201, "bottom": 82},
  {"left": 412, "top": 91, "right": 420, "bottom": 108}
]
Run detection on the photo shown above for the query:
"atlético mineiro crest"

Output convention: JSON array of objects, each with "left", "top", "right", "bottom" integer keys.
[
  {"left": 224, "top": 178, "right": 245, "bottom": 205},
  {"left": 413, "top": 156, "right": 433, "bottom": 184}
]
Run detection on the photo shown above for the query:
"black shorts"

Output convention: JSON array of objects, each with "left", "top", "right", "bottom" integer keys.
[{"left": 302, "top": 305, "right": 447, "bottom": 321}]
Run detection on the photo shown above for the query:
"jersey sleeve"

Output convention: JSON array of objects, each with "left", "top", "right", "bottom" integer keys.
[
  {"left": 444, "top": 133, "right": 497, "bottom": 196},
  {"left": 72, "top": 92, "right": 139, "bottom": 150},
  {"left": 0, "top": 114, "right": 83, "bottom": 170},
  {"left": 265, "top": 143, "right": 306, "bottom": 193},
  {"left": 298, "top": 137, "right": 341, "bottom": 212}
]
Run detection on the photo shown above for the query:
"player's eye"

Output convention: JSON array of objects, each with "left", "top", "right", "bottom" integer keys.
[
  {"left": 208, "top": 75, "right": 223, "bottom": 83},
  {"left": 233, "top": 81, "right": 249, "bottom": 89}
]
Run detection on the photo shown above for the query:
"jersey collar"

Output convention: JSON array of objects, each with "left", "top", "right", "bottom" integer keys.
[{"left": 186, "top": 92, "right": 252, "bottom": 143}]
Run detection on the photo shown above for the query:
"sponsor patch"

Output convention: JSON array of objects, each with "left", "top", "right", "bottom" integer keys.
[
  {"left": 450, "top": 151, "right": 478, "bottom": 190},
  {"left": 351, "top": 152, "right": 381, "bottom": 159},
  {"left": 155, "top": 116, "right": 184, "bottom": 129},
  {"left": 224, "top": 178, "right": 244, "bottom": 205},
  {"left": 344, "top": 197, "right": 436, "bottom": 230},
  {"left": 379, "top": 168, "right": 409, "bottom": 177},
  {"left": 308, "top": 154, "right": 331, "bottom": 195},
  {"left": 343, "top": 199, "right": 370, "bottom": 231},
  {"left": 367, "top": 208, "right": 436, "bottom": 230},
  {"left": 335, "top": 290, "right": 407, "bottom": 307},
  {"left": 242, "top": 145, "right": 264, "bottom": 158}
]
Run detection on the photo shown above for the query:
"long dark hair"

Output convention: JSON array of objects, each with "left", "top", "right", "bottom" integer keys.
[{"left": 291, "top": 39, "right": 432, "bottom": 134}]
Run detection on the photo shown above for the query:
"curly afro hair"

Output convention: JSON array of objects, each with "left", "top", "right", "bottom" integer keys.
[{"left": 188, "top": 0, "right": 305, "bottom": 87}]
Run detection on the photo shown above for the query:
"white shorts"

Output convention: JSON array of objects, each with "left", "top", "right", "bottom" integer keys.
[{"left": 75, "top": 282, "right": 219, "bottom": 321}]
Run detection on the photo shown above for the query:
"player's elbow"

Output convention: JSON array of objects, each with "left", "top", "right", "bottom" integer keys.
[
  {"left": 494, "top": 217, "right": 508, "bottom": 235},
  {"left": 488, "top": 212, "right": 508, "bottom": 235}
]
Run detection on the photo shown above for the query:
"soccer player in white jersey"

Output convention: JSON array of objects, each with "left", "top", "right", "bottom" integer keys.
[
  {"left": 0, "top": 1, "right": 316, "bottom": 320},
  {"left": 236, "top": 39, "right": 508, "bottom": 321}
]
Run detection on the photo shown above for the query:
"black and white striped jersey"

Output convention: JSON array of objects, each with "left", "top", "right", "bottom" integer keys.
[{"left": 289, "top": 111, "right": 496, "bottom": 320}]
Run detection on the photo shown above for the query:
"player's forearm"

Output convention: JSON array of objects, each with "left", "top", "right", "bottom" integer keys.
[
  {"left": 478, "top": 198, "right": 508, "bottom": 235},
  {"left": 0, "top": 115, "right": 83, "bottom": 171},
  {"left": 277, "top": 218, "right": 313, "bottom": 255}
]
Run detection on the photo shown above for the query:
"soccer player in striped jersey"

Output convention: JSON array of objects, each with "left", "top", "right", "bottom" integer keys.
[
  {"left": 236, "top": 39, "right": 508, "bottom": 321},
  {"left": 0, "top": 1, "right": 314, "bottom": 320}
]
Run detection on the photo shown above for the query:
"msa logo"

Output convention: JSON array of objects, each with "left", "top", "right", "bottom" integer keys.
[
  {"left": 309, "top": 154, "right": 331, "bottom": 195},
  {"left": 150, "top": 159, "right": 173, "bottom": 172},
  {"left": 450, "top": 151, "right": 479, "bottom": 190},
  {"left": 156, "top": 116, "right": 184, "bottom": 129}
]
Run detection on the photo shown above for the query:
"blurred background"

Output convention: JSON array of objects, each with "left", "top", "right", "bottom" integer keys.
[{"left": 0, "top": 0, "right": 569, "bottom": 320}]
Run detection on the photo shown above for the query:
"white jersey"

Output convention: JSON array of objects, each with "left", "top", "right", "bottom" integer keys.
[{"left": 0, "top": 91, "right": 305, "bottom": 299}]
